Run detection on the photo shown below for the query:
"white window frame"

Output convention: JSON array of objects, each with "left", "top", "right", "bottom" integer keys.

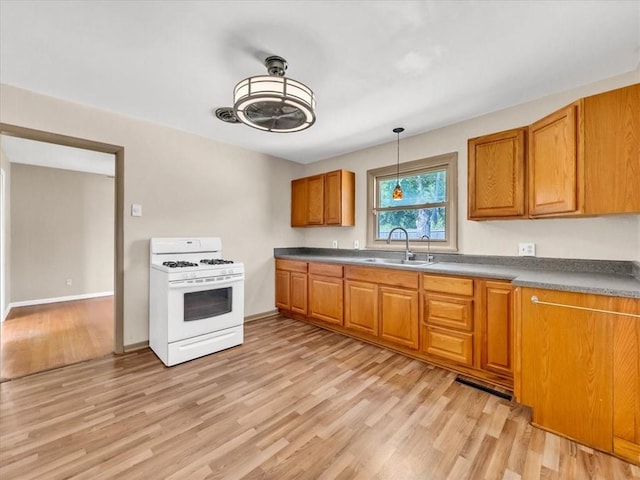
[{"left": 366, "top": 152, "right": 458, "bottom": 252}]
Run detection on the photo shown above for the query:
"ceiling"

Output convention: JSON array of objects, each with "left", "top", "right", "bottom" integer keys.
[{"left": 1, "top": 1, "right": 638, "bottom": 165}]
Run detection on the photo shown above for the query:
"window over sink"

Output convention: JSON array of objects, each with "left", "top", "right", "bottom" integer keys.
[{"left": 366, "top": 152, "right": 458, "bottom": 252}]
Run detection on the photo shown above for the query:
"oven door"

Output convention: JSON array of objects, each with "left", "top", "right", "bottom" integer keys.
[{"left": 167, "top": 275, "right": 244, "bottom": 343}]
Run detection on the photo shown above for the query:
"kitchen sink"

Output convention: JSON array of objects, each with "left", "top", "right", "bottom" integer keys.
[{"left": 363, "top": 258, "right": 434, "bottom": 267}]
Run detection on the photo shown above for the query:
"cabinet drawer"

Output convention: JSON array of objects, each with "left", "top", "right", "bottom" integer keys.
[
  {"left": 276, "top": 259, "right": 307, "bottom": 273},
  {"left": 308, "top": 262, "right": 343, "bottom": 278},
  {"left": 346, "top": 266, "right": 419, "bottom": 289},
  {"left": 423, "top": 274, "right": 473, "bottom": 296},
  {"left": 422, "top": 326, "right": 473, "bottom": 366},
  {"left": 425, "top": 294, "right": 473, "bottom": 331}
]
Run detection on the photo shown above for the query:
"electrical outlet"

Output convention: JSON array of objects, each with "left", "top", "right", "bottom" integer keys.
[
  {"left": 332, "top": 240, "right": 338, "bottom": 249},
  {"left": 353, "top": 240, "right": 360, "bottom": 250},
  {"left": 66, "top": 278, "right": 72, "bottom": 286},
  {"left": 518, "top": 242, "right": 536, "bottom": 257}
]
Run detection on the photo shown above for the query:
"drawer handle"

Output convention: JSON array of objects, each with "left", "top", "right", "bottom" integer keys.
[{"left": 530, "top": 295, "right": 640, "bottom": 318}]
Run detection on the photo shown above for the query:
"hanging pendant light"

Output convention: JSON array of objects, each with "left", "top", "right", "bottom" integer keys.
[{"left": 392, "top": 127, "right": 404, "bottom": 201}]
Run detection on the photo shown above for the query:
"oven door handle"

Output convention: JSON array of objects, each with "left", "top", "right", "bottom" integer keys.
[{"left": 168, "top": 275, "right": 244, "bottom": 289}]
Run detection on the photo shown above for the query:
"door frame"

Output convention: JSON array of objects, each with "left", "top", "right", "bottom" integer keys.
[{"left": 0, "top": 123, "right": 125, "bottom": 354}]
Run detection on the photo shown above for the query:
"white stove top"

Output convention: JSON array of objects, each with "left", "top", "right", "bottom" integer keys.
[{"left": 150, "top": 237, "right": 244, "bottom": 279}]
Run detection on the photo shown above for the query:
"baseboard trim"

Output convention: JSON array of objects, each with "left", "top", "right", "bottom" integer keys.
[
  {"left": 245, "top": 309, "right": 280, "bottom": 323},
  {"left": 7, "top": 291, "right": 114, "bottom": 311},
  {"left": 124, "top": 341, "right": 149, "bottom": 353}
]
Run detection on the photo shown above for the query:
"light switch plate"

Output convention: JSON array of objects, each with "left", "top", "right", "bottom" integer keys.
[
  {"left": 131, "top": 203, "right": 142, "bottom": 217},
  {"left": 353, "top": 240, "right": 360, "bottom": 250}
]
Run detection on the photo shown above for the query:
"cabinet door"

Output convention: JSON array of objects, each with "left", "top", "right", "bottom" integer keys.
[
  {"left": 308, "top": 275, "right": 343, "bottom": 325},
  {"left": 290, "top": 272, "right": 308, "bottom": 315},
  {"left": 275, "top": 270, "right": 291, "bottom": 310},
  {"left": 480, "top": 281, "right": 513, "bottom": 378},
  {"left": 520, "top": 288, "right": 612, "bottom": 451},
  {"left": 613, "top": 300, "right": 640, "bottom": 464},
  {"left": 468, "top": 128, "right": 526, "bottom": 219},
  {"left": 528, "top": 102, "right": 582, "bottom": 216},
  {"left": 324, "top": 170, "right": 342, "bottom": 225},
  {"left": 379, "top": 286, "right": 419, "bottom": 349},
  {"left": 344, "top": 280, "right": 378, "bottom": 336},
  {"left": 306, "top": 174, "right": 325, "bottom": 225},
  {"left": 291, "top": 178, "right": 308, "bottom": 227}
]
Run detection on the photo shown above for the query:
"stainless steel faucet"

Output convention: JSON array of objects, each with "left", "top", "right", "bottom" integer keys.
[
  {"left": 421, "top": 235, "right": 434, "bottom": 263},
  {"left": 386, "top": 227, "right": 414, "bottom": 261}
]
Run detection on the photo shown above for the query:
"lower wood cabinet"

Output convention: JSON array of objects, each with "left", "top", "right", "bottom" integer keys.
[
  {"left": 480, "top": 281, "right": 514, "bottom": 379},
  {"left": 519, "top": 287, "right": 640, "bottom": 464},
  {"left": 344, "top": 280, "right": 378, "bottom": 336},
  {"left": 344, "top": 266, "right": 419, "bottom": 350},
  {"left": 308, "top": 262, "right": 343, "bottom": 325},
  {"left": 275, "top": 259, "right": 307, "bottom": 315},
  {"left": 422, "top": 275, "right": 476, "bottom": 367},
  {"left": 379, "top": 286, "right": 419, "bottom": 350},
  {"left": 613, "top": 300, "right": 640, "bottom": 464}
]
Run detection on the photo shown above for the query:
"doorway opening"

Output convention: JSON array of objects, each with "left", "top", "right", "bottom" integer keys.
[{"left": 0, "top": 124, "right": 124, "bottom": 380}]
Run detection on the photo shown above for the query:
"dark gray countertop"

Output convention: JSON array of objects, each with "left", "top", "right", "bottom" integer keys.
[{"left": 274, "top": 248, "right": 640, "bottom": 299}]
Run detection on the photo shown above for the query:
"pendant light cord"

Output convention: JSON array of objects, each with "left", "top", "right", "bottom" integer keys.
[
  {"left": 396, "top": 131, "right": 400, "bottom": 183},
  {"left": 393, "top": 127, "right": 404, "bottom": 184}
]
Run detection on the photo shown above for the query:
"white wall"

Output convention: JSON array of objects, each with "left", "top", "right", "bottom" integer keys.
[
  {"left": 0, "top": 84, "right": 305, "bottom": 347},
  {"left": 303, "top": 70, "right": 640, "bottom": 261},
  {"left": 10, "top": 163, "right": 114, "bottom": 303}
]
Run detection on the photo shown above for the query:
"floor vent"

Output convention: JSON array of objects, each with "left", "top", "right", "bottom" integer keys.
[{"left": 454, "top": 376, "right": 512, "bottom": 401}]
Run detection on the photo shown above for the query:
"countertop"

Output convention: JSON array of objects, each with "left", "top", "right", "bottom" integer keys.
[{"left": 274, "top": 249, "right": 640, "bottom": 299}]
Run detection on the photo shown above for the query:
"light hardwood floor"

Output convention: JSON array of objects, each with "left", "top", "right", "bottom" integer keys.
[
  {"left": 1, "top": 317, "right": 638, "bottom": 479},
  {"left": 1, "top": 296, "right": 113, "bottom": 379}
]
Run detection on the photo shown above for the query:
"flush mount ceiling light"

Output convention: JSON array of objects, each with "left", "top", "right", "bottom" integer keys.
[
  {"left": 392, "top": 127, "right": 405, "bottom": 201},
  {"left": 229, "top": 55, "right": 316, "bottom": 133}
]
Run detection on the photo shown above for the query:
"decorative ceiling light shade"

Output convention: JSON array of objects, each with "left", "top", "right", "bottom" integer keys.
[
  {"left": 392, "top": 127, "right": 405, "bottom": 201},
  {"left": 233, "top": 56, "right": 316, "bottom": 133}
]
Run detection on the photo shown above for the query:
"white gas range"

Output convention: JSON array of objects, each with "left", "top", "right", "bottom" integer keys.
[{"left": 149, "top": 237, "right": 244, "bottom": 366}]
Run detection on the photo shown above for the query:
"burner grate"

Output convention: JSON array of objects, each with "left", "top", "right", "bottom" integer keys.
[
  {"left": 162, "top": 261, "right": 199, "bottom": 268},
  {"left": 200, "top": 259, "right": 234, "bottom": 265}
]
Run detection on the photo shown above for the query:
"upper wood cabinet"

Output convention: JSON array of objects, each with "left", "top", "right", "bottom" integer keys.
[
  {"left": 291, "top": 169, "right": 355, "bottom": 227},
  {"left": 468, "top": 128, "right": 527, "bottom": 219},
  {"left": 528, "top": 102, "right": 581, "bottom": 216},
  {"left": 468, "top": 83, "right": 640, "bottom": 220},
  {"left": 530, "top": 83, "right": 640, "bottom": 217}
]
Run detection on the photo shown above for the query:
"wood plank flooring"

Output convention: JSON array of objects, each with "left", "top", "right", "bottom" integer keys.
[
  {"left": 1, "top": 296, "right": 113, "bottom": 379},
  {"left": 1, "top": 317, "right": 638, "bottom": 479}
]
